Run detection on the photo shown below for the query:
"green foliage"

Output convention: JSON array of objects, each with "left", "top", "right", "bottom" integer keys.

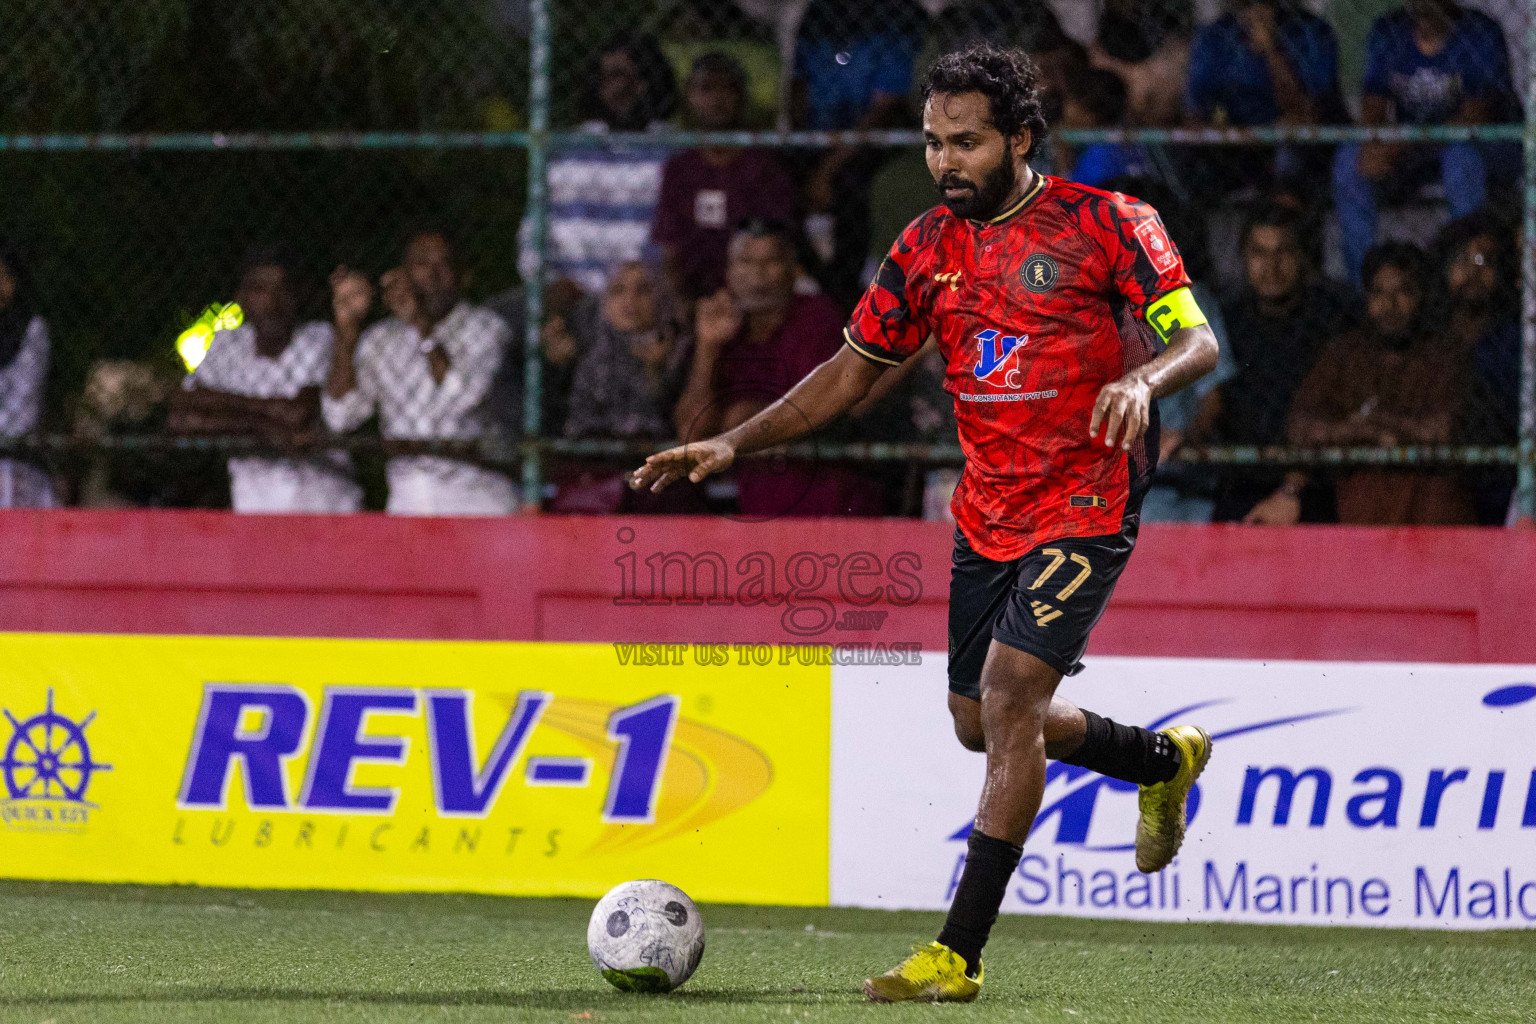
[{"left": 1, "top": 149, "right": 527, "bottom": 426}]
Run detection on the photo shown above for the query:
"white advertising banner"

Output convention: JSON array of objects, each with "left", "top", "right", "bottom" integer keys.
[{"left": 831, "top": 657, "right": 1536, "bottom": 929}]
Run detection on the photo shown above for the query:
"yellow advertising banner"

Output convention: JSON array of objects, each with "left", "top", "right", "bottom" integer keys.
[{"left": 0, "top": 634, "right": 831, "bottom": 905}]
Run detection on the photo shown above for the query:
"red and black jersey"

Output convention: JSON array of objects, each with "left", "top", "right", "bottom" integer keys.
[{"left": 845, "top": 175, "right": 1191, "bottom": 560}]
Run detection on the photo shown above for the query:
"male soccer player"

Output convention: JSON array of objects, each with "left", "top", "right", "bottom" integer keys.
[{"left": 630, "top": 46, "right": 1218, "bottom": 1002}]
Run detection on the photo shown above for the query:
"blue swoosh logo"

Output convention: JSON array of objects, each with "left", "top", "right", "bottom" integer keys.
[{"left": 948, "top": 704, "right": 1355, "bottom": 849}]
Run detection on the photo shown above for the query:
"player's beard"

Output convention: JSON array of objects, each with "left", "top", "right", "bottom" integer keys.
[{"left": 936, "top": 150, "right": 1017, "bottom": 221}]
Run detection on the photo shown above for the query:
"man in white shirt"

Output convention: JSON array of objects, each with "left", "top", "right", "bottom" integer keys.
[
  {"left": 169, "top": 245, "right": 362, "bottom": 513},
  {"left": 324, "top": 230, "right": 515, "bottom": 516}
]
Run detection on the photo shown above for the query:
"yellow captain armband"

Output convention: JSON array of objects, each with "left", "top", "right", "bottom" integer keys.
[{"left": 1145, "top": 286, "right": 1208, "bottom": 343}]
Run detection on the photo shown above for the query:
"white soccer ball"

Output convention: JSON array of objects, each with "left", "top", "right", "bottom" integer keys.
[{"left": 587, "top": 879, "right": 706, "bottom": 993}]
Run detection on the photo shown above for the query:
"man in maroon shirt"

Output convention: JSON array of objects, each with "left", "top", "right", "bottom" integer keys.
[
  {"left": 635, "top": 46, "right": 1221, "bottom": 1001},
  {"left": 672, "top": 220, "right": 885, "bottom": 518},
  {"left": 652, "top": 53, "right": 796, "bottom": 302}
]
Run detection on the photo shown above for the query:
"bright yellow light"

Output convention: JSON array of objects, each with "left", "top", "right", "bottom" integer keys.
[
  {"left": 212, "top": 303, "right": 243, "bottom": 332},
  {"left": 176, "top": 302, "right": 244, "bottom": 373},
  {"left": 176, "top": 323, "right": 213, "bottom": 372}
]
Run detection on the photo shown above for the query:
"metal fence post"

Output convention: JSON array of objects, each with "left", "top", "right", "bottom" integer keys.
[
  {"left": 1521, "top": 0, "right": 1536, "bottom": 520},
  {"left": 521, "top": 0, "right": 551, "bottom": 510}
]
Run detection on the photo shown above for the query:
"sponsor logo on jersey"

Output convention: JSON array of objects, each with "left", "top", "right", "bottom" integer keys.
[
  {"left": 1021, "top": 254, "right": 1059, "bottom": 293},
  {"left": 972, "top": 328, "right": 1028, "bottom": 387},
  {"left": 935, "top": 271, "right": 963, "bottom": 291},
  {"left": 958, "top": 390, "right": 1057, "bottom": 403},
  {"left": 1134, "top": 219, "right": 1180, "bottom": 274}
]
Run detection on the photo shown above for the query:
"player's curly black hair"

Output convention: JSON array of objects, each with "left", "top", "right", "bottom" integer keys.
[{"left": 921, "top": 45, "right": 1049, "bottom": 160}]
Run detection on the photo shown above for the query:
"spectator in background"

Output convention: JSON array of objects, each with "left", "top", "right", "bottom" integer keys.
[
  {"left": 71, "top": 360, "right": 186, "bottom": 508},
  {"left": 672, "top": 220, "right": 885, "bottom": 518},
  {"left": 325, "top": 229, "right": 514, "bottom": 516},
  {"left": 865, "top": 146, "right": 939, "bottom": 282},
  {"left": 793, "top": 0, "right": 924, "bottom": 132},
  {"left": 519, "top": 32, "right": 677, "bottom": 295},
  {"left": 549, "top": 261, "right": 698, "bottom": 515},
  {"left": 1289, "top": 242, "right": 1476, "bottom": 524},
  {"left": 563, "top": 262, "right": 689, "bottom": 441},
  {"left": 793, "top": 0, "right": 929, "bottom": 305},
  {"left": 656, "top": 0, "right": 782, "bottom": 128},
  {"left": 1332, "top": 0, "right": 1516, "bottom": 283},
  {"left": 1090, "top": 0, "right": 1191, "bottom": 127},
  {"left": 0, "top": 240, "right": 55, "bottom": 507},
  {"left": 1059, "top": 67, "right": 1151, "bottom": 186},
  {"left": 481, "top": 285, "right": 579, "bottom": 439},
  {"left": 502, "top": 32, "right": 679, "bottom": 435},
  {"left": 652, "top": 53, "right": 796, "bottom": 303},
  {"left": 168, "top": 244, "right": 362, "bottom": 513},
  {"left": 1186, "top": 0, "right": 1344, "bottom": 192},
  {"left": 1186, "top": 205, "right": 1347, "bottom": 523},
  {"left": 926, "top": 0, "right": 1071, "bottom": 53},
  {"left": 1187, "top": 0, "right": 1342, "bottom": 128},
  {"left": 1433, "top": 213, "right": 1519, "bottom": 524}
]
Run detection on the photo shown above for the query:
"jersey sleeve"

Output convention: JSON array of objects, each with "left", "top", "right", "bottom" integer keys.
[
  {"left": 844, "top": 212, "right": 935, "bottom": 366},
  {"left": 1096, "top": 192, "right": 1193, "bottom": 318}
]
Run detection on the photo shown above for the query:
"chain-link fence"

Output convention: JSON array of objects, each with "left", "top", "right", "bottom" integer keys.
[{"left": 1, "top": 0, "right": 1532, "bottom": 523}]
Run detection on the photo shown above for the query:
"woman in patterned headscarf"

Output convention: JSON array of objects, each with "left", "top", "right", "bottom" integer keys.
[
  {"left": 550, "top": 261, "right": 694, "bottom": 513},
  {"left": 0, "top": 240, "right": 55, "bottom": 507},
  {"left": 562, "top": 261, "right": 689, "bottom": 440}
]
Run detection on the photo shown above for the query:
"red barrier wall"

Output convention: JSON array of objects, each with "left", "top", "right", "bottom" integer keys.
[{"left": 0, "top": 510, "right": 1531, "bottom": 663}]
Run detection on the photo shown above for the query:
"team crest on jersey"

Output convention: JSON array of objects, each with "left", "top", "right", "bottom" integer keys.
[
  {"left": 1134, "top": 219, "right": 1179, "bottom": 273},
  {"left": 1020, "top": 254, "right": 1059, "bottom": 293},
  {"left": 973, "top": 328, "right": 1028, "bottom": 386}
]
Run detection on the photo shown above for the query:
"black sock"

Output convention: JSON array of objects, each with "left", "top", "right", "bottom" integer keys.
[
  {"left": 936, "top": 830, "right": 1022, "bottom": 976},
  {"left": 1057, "top": 709, "right": 1180, "bottom": 785}
]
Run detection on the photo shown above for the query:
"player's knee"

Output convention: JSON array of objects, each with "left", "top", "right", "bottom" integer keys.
[
  {"left": 948, "top": 691, "right": 985, "bottom": 751},
  {"left": 953, "top": 716, "right": 986, "bottom": 752},
  {"left": 979, "top": 681, "right": 1051, "bottom": 745}
]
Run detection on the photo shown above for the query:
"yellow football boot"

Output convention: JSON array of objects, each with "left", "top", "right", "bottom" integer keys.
[
  {"left": 863, "top": 941, "right": 981, "bottom": 1003},
  {"left": 1135, "top": 725, "right": 1212, "bottom": 873}
]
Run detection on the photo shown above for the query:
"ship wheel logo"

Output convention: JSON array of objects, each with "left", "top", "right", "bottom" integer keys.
[{"left": 2, "top": 689, "right": 112, "bottom": 807}]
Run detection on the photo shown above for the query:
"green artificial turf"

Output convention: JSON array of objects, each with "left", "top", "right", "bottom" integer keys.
[{"left": 0, "top": 880, "right": 1532, "bottom": 1023}]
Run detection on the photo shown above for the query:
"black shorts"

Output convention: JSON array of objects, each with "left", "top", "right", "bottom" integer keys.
[{"left": 947, "top": 522, "right": 1137, "bottom": 701}]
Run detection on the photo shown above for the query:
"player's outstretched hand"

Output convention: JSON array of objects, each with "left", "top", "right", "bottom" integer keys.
[
  {"left": 1090, "top": 376, "right": 1153, "bottom": 451},
  {"left": 630, "top": 438, "right": 736, "bottom": 494}
]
